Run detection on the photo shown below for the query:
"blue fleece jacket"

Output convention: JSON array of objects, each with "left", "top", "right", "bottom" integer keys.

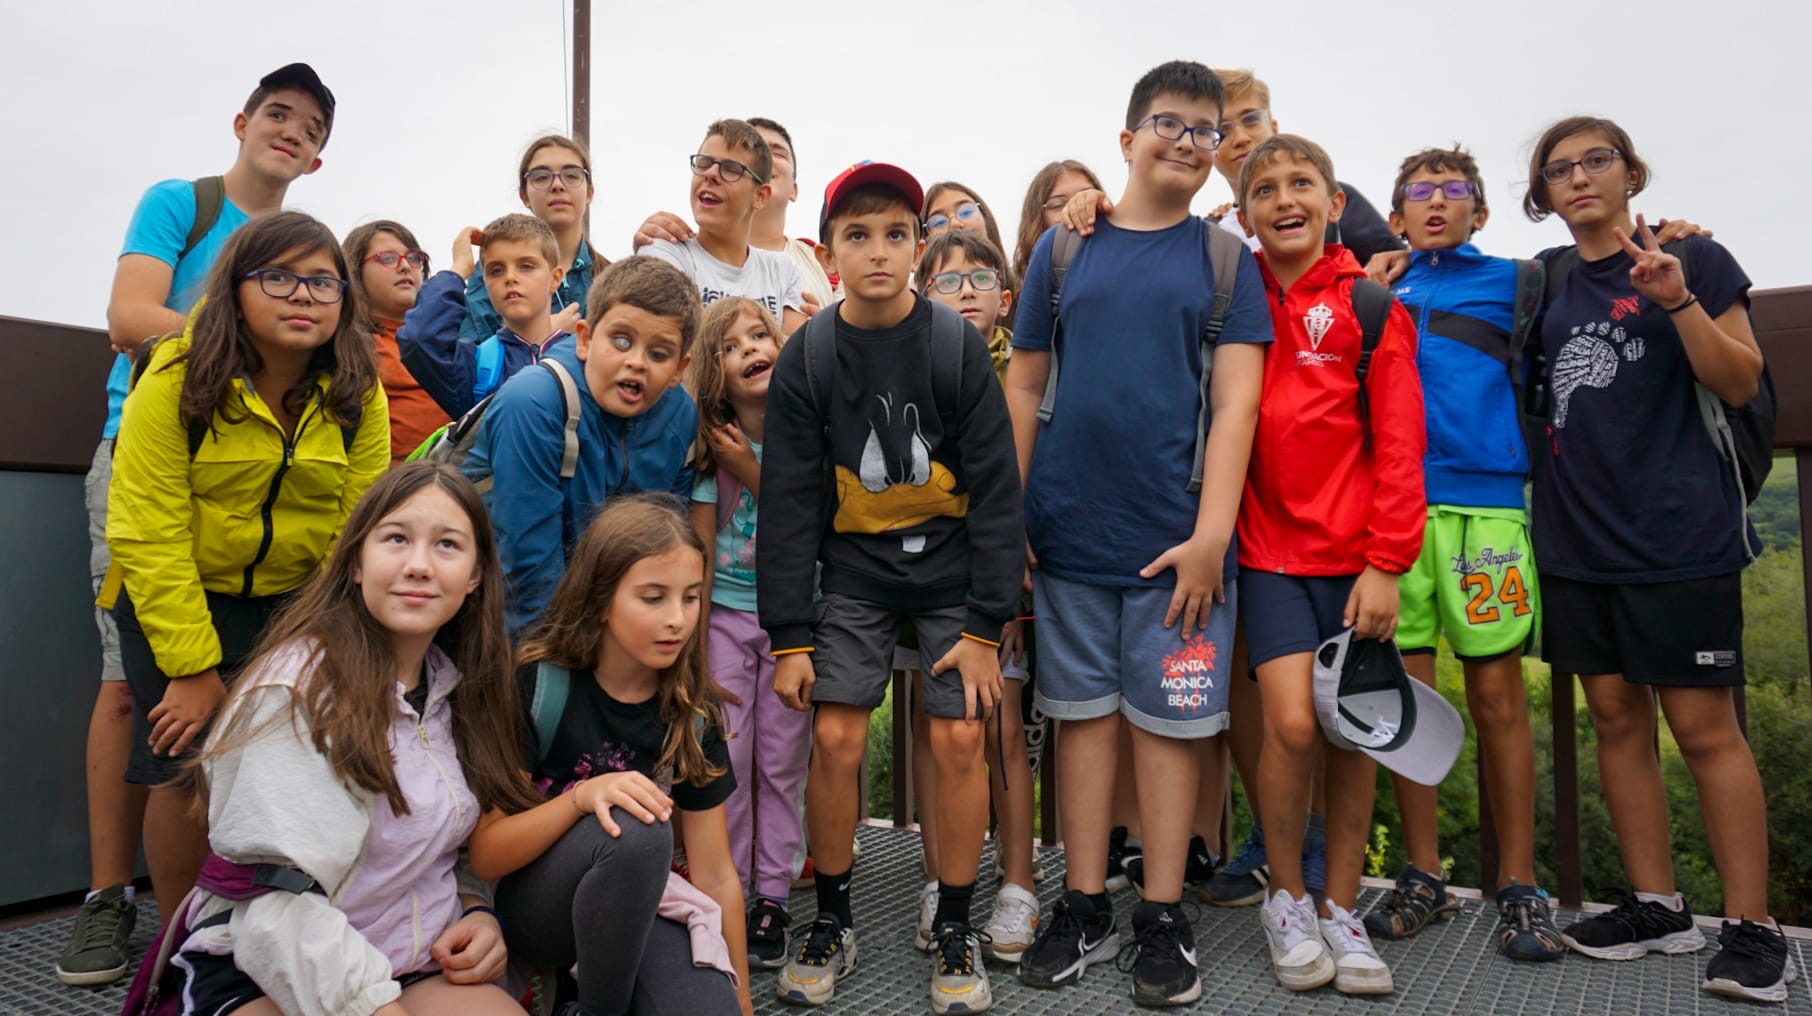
[
  {"left": 1390, "top": 243, "right": 1528, "bottom": 508},
  {"left": 397, "top": 271, "right": 572, "bottom": 420},
  {"left": 460, "top": 338, "right": 697, "bottom": 633}
]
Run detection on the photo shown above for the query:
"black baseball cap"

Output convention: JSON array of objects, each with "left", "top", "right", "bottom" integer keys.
[{"left": 256, "top": 63, "right": 336, "bottom": 143}]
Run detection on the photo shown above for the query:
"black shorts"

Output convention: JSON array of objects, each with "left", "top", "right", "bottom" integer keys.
[
  {"left": 1540, "top": 573, "right": 1743, "bottom": 687},
  {"left": 116, "top": 587, "right": 288, "bottom": 785},
  {"left": 811, "top": 593, "right": 972, "bottom": 719}
]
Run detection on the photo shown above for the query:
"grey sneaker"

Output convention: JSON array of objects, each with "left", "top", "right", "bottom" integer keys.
[
  {"left": 930, "top": 922, "right": 994, "bottom": 1014},
  {"left": 778, "top": 915, "right": 858, "bottom": 1006},
  {"left": 55, "top": 886, "right": 137, "bottom": 986}
]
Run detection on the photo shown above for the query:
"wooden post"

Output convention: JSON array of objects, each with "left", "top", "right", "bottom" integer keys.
[
  {"left": 570, "top": 0, "right": 591, "bottom": 235},
  {"left": 1552, "top": 669, "right": 1583, "bottom": 907},
  {"left": 893, "top": 669, "right": 912, "bottom": 829}
]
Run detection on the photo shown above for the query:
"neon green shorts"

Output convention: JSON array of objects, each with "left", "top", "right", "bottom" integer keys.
[{"left": 1397, "top": 505, "right": 1538, "bottom": 660}]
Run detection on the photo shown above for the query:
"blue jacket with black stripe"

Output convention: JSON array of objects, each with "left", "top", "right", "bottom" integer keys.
[{"left": 1390, "top": 243, "right": 1528, "bottom": 509}]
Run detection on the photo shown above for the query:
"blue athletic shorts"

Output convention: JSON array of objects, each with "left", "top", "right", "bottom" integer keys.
[
  {"left": 1031, "top": 572, "right": 1236, "bottom": 738},
  {"left": 1239, "top": 570, "right": 1357, "bottom": 671}
]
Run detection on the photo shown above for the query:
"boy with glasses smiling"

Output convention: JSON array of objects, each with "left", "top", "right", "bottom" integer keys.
[
  {"left": 638, "top": 118, "right": 808, "bottom": 336},
  {"left": 1007, "top": 60, "right": 1271, "bottom": 1008}
]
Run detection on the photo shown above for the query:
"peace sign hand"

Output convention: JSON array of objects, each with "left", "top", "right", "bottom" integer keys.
[{"left": 1613, "top": 213, "right": 1689, "bottom": 308}]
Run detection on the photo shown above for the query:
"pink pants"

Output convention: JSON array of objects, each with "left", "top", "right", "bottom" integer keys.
[{"left": 709, "top": 606, "right": 811, "bottom": 901}]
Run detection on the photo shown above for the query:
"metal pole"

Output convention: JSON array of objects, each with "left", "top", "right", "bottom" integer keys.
[{"left": 571, "top": 0, "right": 591, "bottom": 235}]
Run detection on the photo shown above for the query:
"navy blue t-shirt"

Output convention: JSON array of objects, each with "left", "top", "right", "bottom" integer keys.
[
  {"left": 1531, "top": 236, "right": 1754, "bottom": 582},
  {"left": 1013, "top": 217, "right": 1272, "bottom": 586}
]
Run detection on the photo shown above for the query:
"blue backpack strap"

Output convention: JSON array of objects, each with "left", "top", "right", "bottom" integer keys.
[
  {"left": 530, "top": 661, "right": 573, "bottom": 767},
  {"left": 473, "top": 335, "right": 507, "bottom": 402}
]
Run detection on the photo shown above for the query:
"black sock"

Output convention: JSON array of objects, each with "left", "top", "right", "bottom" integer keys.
[
  {"left": 933, "top": 880, "right": 975, "bottom": 929},
  {"left": 815, "top": 867, "right": 854, "bottom": 929},
  {"left": 1086, "top": 891, "right": 1112, "bottom": 920}
]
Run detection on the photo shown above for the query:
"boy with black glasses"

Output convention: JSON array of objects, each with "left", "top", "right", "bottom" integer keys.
[
  {"left": 1007, "top": 60, "right": 1271, "bottom": 1008},
  {"left": 637, "top": 118, "right": 808, "bottom": 335}
]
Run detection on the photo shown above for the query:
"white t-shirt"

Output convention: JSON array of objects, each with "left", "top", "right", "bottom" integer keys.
[
  {"left": 785, "top": 237, "right": 837, "bottom": 307},
  {"left": 637, "top": 237, "right": 805, "bottom": 319}
]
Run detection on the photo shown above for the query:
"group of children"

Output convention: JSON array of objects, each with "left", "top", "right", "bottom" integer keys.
[{"left": 58, "top": 56, "right": 1788, "bottom": 1016}]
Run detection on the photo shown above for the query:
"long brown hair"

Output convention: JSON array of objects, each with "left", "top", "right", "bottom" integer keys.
[
  {"left": 518, "top": 495, "right": 725, "bottom": 790},
  {"left": 1013, "top": 160, "right": 1103, "bottom": 285},
  {"left": 686, "top": 297, "right": 783, "bottom": 478},
  {"left": 175, "top": 211, "right": 377, "bottom": 436},
  {"left": 193, "top": 463, "right": 539, "bottom": 815},
  {"left": 1522, "top": 116, "right": 1651, "bottom": 223}
]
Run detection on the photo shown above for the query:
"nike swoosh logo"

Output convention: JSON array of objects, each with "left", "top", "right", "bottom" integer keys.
[{"left": 1180, "top": 945, "right": 1198, "bottom": 966}]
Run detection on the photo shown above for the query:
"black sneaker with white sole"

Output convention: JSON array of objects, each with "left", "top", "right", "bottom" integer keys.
[
  {"left": 1019, "top": 890, "right": 1119, "bottom": 989},
  {"left": 1124, "top": 835, "right": 1219, "bottom": 898},
  {"left": 1117, "top": 901, "right": 1201, "bottom": 1008},
  {"left": 1561, "top": 892, "right": 1705, "bottom": 961},
  {"left": 1704, "top": 919, "right": 1797, "bottom": 1004},
  {"left": 1105, "top": 826, "right": 1131, "bottom": 892}
]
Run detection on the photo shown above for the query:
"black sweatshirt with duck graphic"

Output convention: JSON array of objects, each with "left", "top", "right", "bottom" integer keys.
[{"left": 757, "top": 297, "right": 1023, "bottom": 653}]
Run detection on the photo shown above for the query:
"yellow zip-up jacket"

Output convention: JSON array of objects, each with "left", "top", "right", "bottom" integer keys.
[{"left": 105, "top": 335, "right": 389, "bottom": 678}]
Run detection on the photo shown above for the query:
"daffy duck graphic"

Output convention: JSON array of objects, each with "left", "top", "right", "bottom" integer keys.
[{"left": 831, "top": 392, "right": 968, "bottom": 547}]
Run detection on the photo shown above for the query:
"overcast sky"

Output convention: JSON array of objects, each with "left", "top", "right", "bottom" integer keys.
[{"left": 3, "top": 0, "right": 1807, "bottom": 331}]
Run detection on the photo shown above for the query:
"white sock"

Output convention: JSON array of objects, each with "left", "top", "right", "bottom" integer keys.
[
  {"left": 1634, "top": 891, "right": 1683, "bottom": 911},
  {"left": 84, "top": 886, "right": 135, "bottom": 904}
]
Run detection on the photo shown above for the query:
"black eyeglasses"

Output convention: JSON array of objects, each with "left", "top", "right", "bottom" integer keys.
[
  {"left": 1540, "top": 147, "right": 1623, "bottom": 186},
  {"left": 524, "top": 166, "right": 590, "bottom": 190},
  {"left": 1401, "top": 180, "right": 1476, "bottom": 202},
  {"left": 926, "top": 269, "right": 1002, "bottom": 295},
  {"left": 243, "top": 268, "right": 347, "bottom": 303},
  {"left": 362, "top": 250, "right": 429, "bottom": 272},
  {"left": 689, "top": 153, "right": 764, "bottom": 184},
  {"left": 1135, "top": 114, "right": 1222, "bottom": 152}
]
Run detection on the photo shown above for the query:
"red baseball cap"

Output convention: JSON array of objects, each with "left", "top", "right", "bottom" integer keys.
[{"left": 819, "top": 161, "right": 923, "bottom": 241}]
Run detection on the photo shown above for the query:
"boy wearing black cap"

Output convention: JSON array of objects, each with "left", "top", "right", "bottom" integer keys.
[
  {"left": 758, "top": 162, "right": 1023, "bottom": 1013},
  {"left": 62, "top": 63, "right": 334, "bottom": 987}
]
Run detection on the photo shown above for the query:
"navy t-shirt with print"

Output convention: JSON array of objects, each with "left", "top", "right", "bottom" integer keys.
[
  {"left": 1013, "top": 217, "right": 1273, "bottom": 587},
  {"left": 1530, "top": 235, "right": 1755, "bottom": 583},
  {"left": 521, "top": 666, "right": 735, "bottom": 812}
]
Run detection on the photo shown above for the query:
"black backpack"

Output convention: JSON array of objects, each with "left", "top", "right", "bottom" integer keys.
[
  {"left": 1538, "top": 241, "right": 1775, "bottom": 504},
  {"left": 797, "top": 300, "right": 967, "bottom": 429}
]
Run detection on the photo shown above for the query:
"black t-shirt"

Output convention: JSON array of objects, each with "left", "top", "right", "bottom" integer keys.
[
  {"left": 1530, "top": 236, "right": 1755, "bottom": 582},
  {"left": 520, "top": 665, "right": 735, "bottom": 813}
]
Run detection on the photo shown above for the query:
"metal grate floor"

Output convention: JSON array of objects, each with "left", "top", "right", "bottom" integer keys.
[{"left": 6, "top": 824, "right": 1807, "bottom": 1014}]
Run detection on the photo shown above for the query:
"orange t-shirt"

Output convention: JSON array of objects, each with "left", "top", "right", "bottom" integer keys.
[{"left": 372, "top": 318, "right": 451, "bottom": 464}]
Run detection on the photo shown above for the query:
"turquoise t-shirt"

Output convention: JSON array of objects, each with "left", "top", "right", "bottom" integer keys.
[
  {"left": 690, "top": 442, "right": 760, "bottom": 612},
  {"left": 105, "top": 179, "right": 250, "bottom": 438}
]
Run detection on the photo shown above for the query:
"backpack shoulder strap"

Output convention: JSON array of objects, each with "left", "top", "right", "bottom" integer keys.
[
  {"left": 1184, "top": 225, "right": 1247, "bottom": 492},
  {"left": 715, "top": 467, "right": 743, "bottom": 532},
  {"left": 799, "top": 310, "right": 838, "bottom": 424},
  {"left": 538, "top": 359, "right": 582, "bottom": 481},
  {"left": 473, "top": 335, "right": 508, "bottom": 401},
  {"left": 529, "top": 661, "right": 572, "bottom": 767},
  {"left": 1541, "top": 246, "right": 1580, "bottom": 308},
  {"left": 178, "top": 176, "right": 226, "bottom": 265},
  {"left": 928, "top": 301, "right": 966, "bottom": 430},
  {"left": 1507, "top": 258, "right": 1546, "bottom": 362},
  {"left": 1037, "top": 229, "right": 1083, "bottom": 425},
  {"left": 1349, "top": 278, "right": 1394, "bottom": 445}
]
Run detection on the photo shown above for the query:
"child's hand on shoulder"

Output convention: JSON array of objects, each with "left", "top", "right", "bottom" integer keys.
[
  {"left": 551, "top": 303, "right": 582, "bottom": 335},
  {"left": 451, "top": 226, "right": 483, "bottom": 280},
  {"left": 573, "top": 771, "right": 673, "bottom": 836},
  {"left": 633, "top": 210, "right": 693, "bottom": 250},
  {"left": 1060, "top": 189, "right": 1113, "bottom": 236},
  {"left": 1139, "top": 533, "right": 1229, "bottom": 642},
  {"left": 934, "top": 636, "right": 1004, "bottom": 723},
  {"left": 1344, "top": 565, "right": 1401, "bottom": 641},
  {"left": 1365, "top": 249, "right": 1411, "bottom": 286},
  {"left": 773, "top": 653, "right": 816, "bottom": 711}
]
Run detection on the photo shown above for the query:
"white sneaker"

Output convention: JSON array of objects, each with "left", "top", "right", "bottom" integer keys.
[
  {"left": 1320, "top": 901, "right": 1393, "bottom": 994},
  {"left": 1261, "top": 890, "right": 1335, "bottom": 991},
  {"left": 916, "top": 880, "right": 940, "bottom": 951},
  {"left": 983, "top": 883, "right": 1039, "bottom": 962}
]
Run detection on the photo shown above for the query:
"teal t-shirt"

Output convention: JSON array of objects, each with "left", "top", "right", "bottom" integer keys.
[
  {"left": 690, "top": 442, "right": 760, "bottom": 612},
  {"left": 105, "top": 179, "right": 250, "bottom": 438}
]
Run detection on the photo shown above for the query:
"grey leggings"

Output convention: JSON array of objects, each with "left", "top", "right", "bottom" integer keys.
[{"left": 497, "top": 810, "right": 739, "bottom": 1016}]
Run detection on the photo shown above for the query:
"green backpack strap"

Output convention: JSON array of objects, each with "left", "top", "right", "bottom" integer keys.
[
  {"left": 1187, "top": 227, "right": 1246, "bottom": 492},
  {"left": 179, "top": 176, "right": 226, "bottom": 265},
  {"left": 1349, "top": 278, "right": 1394, "bottom": 446},
  {"left": 530, "top": 661, "right": 573, "bottom": 767}
]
